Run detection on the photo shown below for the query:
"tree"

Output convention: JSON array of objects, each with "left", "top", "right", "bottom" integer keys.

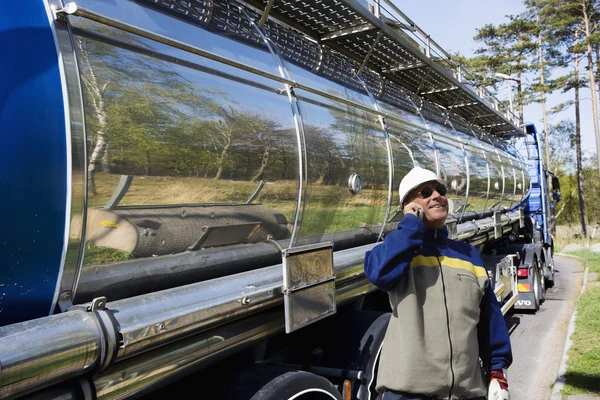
[
  {"left": 524, "top": 1, "right": 564, "bottom": 172},
  {"left": 537, "top": 0, "right": 600, "bottom": 177},
  {"left": 551, "top": 36, "right": 589, "bottom": 236},
  {"left": 472, "top": 15, "right": 538, "bottom": 125}
]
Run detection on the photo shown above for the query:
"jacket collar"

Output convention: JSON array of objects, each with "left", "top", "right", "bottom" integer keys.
[{"left": 423, "top": 225, "right": 449, "bottom": 245}]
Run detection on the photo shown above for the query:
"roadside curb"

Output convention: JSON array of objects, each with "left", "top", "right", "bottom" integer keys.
[{"left": 550, "top": 253, "right": 588, "bottom": 400}]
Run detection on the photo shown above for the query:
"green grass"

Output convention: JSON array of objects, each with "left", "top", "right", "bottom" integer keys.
[
  {"left": 555, "top": 225, "right": 600, "bottom": 250},
  {"left": 561, "top": 249, "right": 600, "bottom": 275},
  {"left": 558, "top": 249, "right": 600, "bottom": 397},
  {"left": 299, "top": 203, "right": 385, "bottom": 235},
  {"left": 84, "top": 243, "right": 133, "bottom": 265}
]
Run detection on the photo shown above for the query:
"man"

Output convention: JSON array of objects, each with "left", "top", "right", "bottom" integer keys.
[{"left": 364, "top": 167, "right": 512, "bottom": 400}]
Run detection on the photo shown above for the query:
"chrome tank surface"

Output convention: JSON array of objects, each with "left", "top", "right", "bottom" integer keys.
[
  {"left": 0, "top": 0, "right": 531, "bottom": 397},
  {"left": 1, "top": 0, "right": 529, "bottom": 322},
  {"left": 47, "top": 0, "right": 529, "bottom": 307}
]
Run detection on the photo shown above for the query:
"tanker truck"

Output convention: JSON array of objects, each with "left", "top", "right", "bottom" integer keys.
[{"left": 0, "top": 0, "right": 559, "bottom": 398}]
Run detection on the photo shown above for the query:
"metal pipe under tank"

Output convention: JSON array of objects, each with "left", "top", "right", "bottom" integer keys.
[
  {"left": 74, "top": 227, "right": 380, "bottom": 304},
  {"left": 0, "top": 244, "right": 372, "bottom": 400},
  {"left": 24, "top": 273, "right": 374, "bottom": 400}
]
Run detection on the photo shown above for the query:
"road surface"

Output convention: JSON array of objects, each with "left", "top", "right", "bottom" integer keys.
[{"left": 505, "top": 255, "right": 584, "bottom": 400}]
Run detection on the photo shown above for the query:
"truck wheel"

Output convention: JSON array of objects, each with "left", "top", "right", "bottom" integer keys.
[
  {"left": 352, "top": 313, "right": 390, "bottom": 400},
  {"left": 544, "top": 258, "right": 555, "bottom": 288},
  {"left": 250, "top": 370, "right": 342, "bottom": 400},
  {"left": 532, "top": 262, "right": 541, "bottom": 312},
  {"left": 539, "top": 260, "right": 546, "bottom": 304}
]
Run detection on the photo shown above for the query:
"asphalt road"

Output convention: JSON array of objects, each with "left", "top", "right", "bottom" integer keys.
[{"left": 504, "top": 255, "right": 584, "bottom": 400}]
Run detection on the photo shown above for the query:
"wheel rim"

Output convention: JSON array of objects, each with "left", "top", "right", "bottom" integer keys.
[
  {"left": 541, "top": 263, "right": 546, "bottom": 292},
  {"left": 534, "top": 262, "right": 539, "bottom": 300}
]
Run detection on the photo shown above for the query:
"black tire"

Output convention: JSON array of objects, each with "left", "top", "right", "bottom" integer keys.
[
  {"left": 250, "top": 371, "right": 342, "bottom": 400},
  {"left": 352, "top": 313, "right": 390, "bottom": 400},
  {"left": 539, "top": 259, "right": 546, "bottom": 304},
  {"left": 532, "top": 260, "right": 541, "bottom": 312},
  {"left": 545, "top": 257, "right": 555, "bottom": 288}
]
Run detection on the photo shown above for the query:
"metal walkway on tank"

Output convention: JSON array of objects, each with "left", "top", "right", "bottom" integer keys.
[{"left": 242, "top": 0, "right": 524, "bottom": 137}]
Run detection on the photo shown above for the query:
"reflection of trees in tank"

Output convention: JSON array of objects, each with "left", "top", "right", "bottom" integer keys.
[
  {"left": 410, "top": 133, "right": 437, "bottom": 169},
  {"left": 385, "top": 121, "right": 437, "bottom": 173},
  {"left": 436, "top": 141, "right": 467, "bottom": 194},
  {"left": 275, "top": 128, "right": 297, "bottom": 180},
  {"left": 76, "top": 23, "right": 297, "bottom": 187},
  {"left": 466, "top": 152, "right": 490, "bottom": 212},
  {"left": 389, "top": 135, "right": 416, "bottom": 177},
  {"left": 76, "top": 25, "right": 216, "bottom": 194},
  {"left": 329, "top": 104, "right": 388, "bottom": 190},
  {"left": 487, "top": 155, "right": 504, "bottom": 206},
  {"left": 332, "top": 110, "right": 386, "bottom": 189},
  {"left": 208, "top": 106, "right": 282, "bottom": 181},
  {"left": 305, "top": 125, "right": 344, "bottom": 185}
]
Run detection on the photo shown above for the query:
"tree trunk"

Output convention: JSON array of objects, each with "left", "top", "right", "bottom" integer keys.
[
  {"left": 595, "top": 40, "right": 600, "bottom": 94},
  {"left": 537, "top": 14, "right": 551, "bottom": 171},
  {"left": 517, "top": 71, "right": 524, "bottom": 125},
  {"left": 582, "top": 0, "right": 600, "bottom": 177},
  {"left": 252, "top": 149, "right": 270, "bottom": 182},
  {"left": 213, "top": 120, "right": 233, "bottom": 181},
  {"left": 575, "top": 40, "right": 588, "bottom": 237},
  {"left": 101, "top": 142, "right": 111, "bottom": 173},
  {"left": 88, "top": 133, "right": 107, "bottom": 196},
  {"left": 145, "top": 150, "right": 150, "bottom": 176},
  {"left": 214, "top": 142, "right": 230, "bottom": 180},
  {"left": 80, "top": 41, "right": 109, "bottom": 196}
]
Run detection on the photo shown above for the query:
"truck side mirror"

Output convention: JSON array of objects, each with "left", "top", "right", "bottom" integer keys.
[
  {"left": 553, "top": 190, "right": 561, "bottom": 203},
  {"left": 551, "top": 175, "right": 561, "bottom": 203}
]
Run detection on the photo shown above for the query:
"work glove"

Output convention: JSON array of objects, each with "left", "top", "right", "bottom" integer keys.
[{"left": 488, "top": 369, "right": 509, "bottom": 400}]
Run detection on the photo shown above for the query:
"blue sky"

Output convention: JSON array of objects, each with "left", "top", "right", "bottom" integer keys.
[{"left": 395, "top": 0, "right": 597, "bottom": 161}]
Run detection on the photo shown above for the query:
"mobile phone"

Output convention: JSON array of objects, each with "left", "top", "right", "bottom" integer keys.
[{"left": 417, "top": 208, "right": 424, "bottom": 221}]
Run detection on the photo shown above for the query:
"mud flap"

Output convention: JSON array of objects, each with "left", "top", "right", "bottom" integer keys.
[{"left": 513, "top": 292, "right": 537, "bottom": 310}]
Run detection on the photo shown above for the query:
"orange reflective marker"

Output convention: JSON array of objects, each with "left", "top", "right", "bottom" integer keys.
[{"left": 518, "top": 283, "right": 531, "bottom": 292}]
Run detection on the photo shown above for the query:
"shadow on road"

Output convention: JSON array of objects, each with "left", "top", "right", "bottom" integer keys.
[
  {"left": 564, "top": 371, "right": 600, "bottom": 393},
  {"left": 504, "top": 313, "right": 520, "bottom": 335}
]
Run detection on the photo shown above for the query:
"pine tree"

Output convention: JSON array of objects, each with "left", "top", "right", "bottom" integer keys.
[
  {"left": 472, "top": 15, "right": 538, "bottom": 125},
  {"left": 537, "top": 0, "right": 600, "bottom": 177},
  {"left": 542, "top": 3, "right": 590, "bottom": 236}
]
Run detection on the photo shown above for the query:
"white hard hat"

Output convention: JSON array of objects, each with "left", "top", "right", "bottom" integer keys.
[{"left": 399, "top": 167, "right": 446, "bottom": 207}]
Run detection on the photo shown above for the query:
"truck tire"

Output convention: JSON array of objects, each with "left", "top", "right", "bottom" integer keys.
[
  {"left": 539, "top": 259, "right": 546, "bottom": 305},
  {"left": 352, "top": 313, "right": 390, "bottom": 400},
  {"left": 544, "top": 257, "right": 555, "bottom": 288},
  {"left": 532, "top": 261, "right": 541, "bottom": 312},
  {"left": 250, "top": 370, "right": 342, "bottom": 400}
]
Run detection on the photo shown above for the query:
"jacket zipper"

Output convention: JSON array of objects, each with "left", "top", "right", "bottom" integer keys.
[{"left": 436, "top": 249, "right": 455, "bottom": 399}]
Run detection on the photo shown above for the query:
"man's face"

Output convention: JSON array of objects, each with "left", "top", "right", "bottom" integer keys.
[{"left": 406, "top": 181, "right": 448, "bottom": 229}]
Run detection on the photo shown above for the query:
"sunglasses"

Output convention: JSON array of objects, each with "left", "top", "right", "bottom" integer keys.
[{"left": 418, "top": 184, "right": 447, "bottom": 199}]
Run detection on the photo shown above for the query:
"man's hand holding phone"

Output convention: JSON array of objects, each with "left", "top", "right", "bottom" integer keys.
[{"left": 403, "top": 202, "right": 424, "bottom": 221}]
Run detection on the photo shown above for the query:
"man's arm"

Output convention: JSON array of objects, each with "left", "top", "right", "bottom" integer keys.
[
  {"left": 477, "top": 282, "right": 513, "bottom": 371},
  {"left": 478, "top": 275, "right": 512, "bottom": 400},
  {"left": 363, "top": 214, "right": 424, "bottom": 292},
  {"left": 472, "top": 245, "right": 512, "bottom": 372}
]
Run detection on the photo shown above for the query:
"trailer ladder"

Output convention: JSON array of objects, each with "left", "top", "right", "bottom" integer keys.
[{"left": 241, "top": 0, "right": 524, "bottom": 137}]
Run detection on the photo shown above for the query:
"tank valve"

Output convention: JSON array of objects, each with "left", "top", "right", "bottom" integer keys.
[{"left": 348, "top": 173, "right": 362, "bottom": 194}]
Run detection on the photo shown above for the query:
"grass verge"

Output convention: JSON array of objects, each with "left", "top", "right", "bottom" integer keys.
[
  {"left": 560, "top": 249, "right": 600, "bottom": 397},
  {"left": 84, "top": 243, "right": 134, "bottom": 265}
]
